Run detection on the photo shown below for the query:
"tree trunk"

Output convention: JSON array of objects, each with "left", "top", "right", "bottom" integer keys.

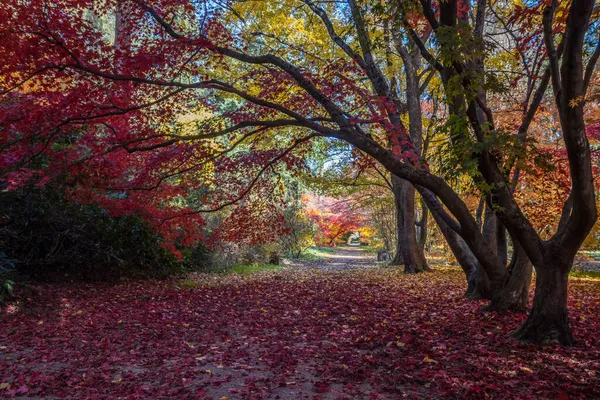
[
  {"left": 496, "top": 220, "right": 508, "bottom": 267},
  {"left": 467, "top": 266, "right": 492, "bottom": 300},
  {"left": 427, "top": 203, "right": 477, "bottom": 295},
  {"left": 387, "top": 37, "right": 430, "bottom": 273},
  {"left": 475, "top": 197, "right": 485, "bottom": 230},
  {"left": 391, "top": 178, "right": 403, "bottom": 265},
  {"left": 512, "top": 262, "right": 573, "bottom": 345},
  {"left": 489, "top": 241, "right": 532, "bottom": 312},
  {"left": 391, "top": 176, "right": 430, "bottom": 273},
  {"left": 417, "top": 195, "right": 428, "bottom": 249},
  {"left": 468, "top": 204, "right": 500, "bottom": 299},
  {"left": 415, "top": 188, "right": 509, "bottom": 296}
]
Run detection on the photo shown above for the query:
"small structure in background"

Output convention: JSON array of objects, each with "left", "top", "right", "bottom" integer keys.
[
  {"left": 269, "top": 251, "right": 280, "bottom": 265},
  {"left": 347, "top": 232, "right": 361, "bottom": 247}
]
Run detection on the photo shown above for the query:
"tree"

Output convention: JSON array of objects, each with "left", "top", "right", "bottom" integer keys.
[
  {"left": 305, "top": 195, "right": 363, "bottom": 247},
  {"left": 415, "top": 0, "right": 597, "bottom": 344},
  {"left": 1, "top": 0, "right": 598, "bottom": 344}
]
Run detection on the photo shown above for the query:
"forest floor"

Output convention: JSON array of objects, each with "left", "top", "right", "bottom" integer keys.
[{"left": 1, "top": 248, "right": 600, "bottom": 399}]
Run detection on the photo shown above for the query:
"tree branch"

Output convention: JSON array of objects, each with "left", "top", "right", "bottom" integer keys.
[{"left": 583, "top": 37, "right": 600, "bottom": 97}]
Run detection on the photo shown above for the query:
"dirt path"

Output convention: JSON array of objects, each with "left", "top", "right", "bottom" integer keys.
[{"left": 283, "top": 246, "right": 379, "bottom": 271}]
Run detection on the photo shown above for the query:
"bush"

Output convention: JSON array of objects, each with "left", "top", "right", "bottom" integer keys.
[
  {"left": 0, "top": 252, "right": 16, "bottom": 303},
  {"left": 0, "top": 186, "right": 194, "bottom": 281},
  {"left": 181, "top": 242, "right": 215, "bottom": 272}
]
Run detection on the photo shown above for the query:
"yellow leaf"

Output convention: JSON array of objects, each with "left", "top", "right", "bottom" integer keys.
[
  {"left": 569, "top": 96, "right": 584, "bottom": 108},
  {"left": 423, "top": 355, "right": 436, "bottom": 363},
  {"left": 0, "top": 383, "right": 10, "bottom": 390}
]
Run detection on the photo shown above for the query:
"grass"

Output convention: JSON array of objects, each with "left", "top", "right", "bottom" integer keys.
[
  {"left": 179, "top": 279, "right": 201, "bottom": 288},
  {"left": 357, "top": 244, "right": 379, "bottom": 254},
  {"left": 177, "top": 264, "right": 284, "bottom": 288},
  {"left": 581, "top": 251, "right": 600, "bottom": 261},
  {"left": 296, "top": 246, "right": 336, "bottom": 261},
  {"left": 569, "top": 270, "right": 600, "bottom": 279},
  {"left": 228, "top": 263, "right": 283, "bottom": 275}
]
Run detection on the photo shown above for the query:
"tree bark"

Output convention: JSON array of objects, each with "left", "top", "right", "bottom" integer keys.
[
  {"left": 426, "top": 199, "right": 478, "bottom": 295},
  {"left": 489, "top": 241, "right": 532, "bottom": 312},
  {"left": 387, "top": 37, "right": 431, "bottom": 273},
  {"left": 475, "top": 199, "right": 485, "bottom": 232},
  {"left": 391, "top": 175, "right": 404, "bottom": 266},
  {"left": 496, "top": 220, "right": 508, "bottom": 267},
  {"left": 468, "top": 204, "right": 500, "bottom": 299},
  {"left": 417, "top": 195, "right": 428, "bottom": 249},
  {"left": 512, "top": 261, "right": 573, "bottom": 345},
  {"left": 391, "top": 176, "right": 430, "bottom": 273}
]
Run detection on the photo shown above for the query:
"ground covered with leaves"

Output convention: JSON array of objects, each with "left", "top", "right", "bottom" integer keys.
[{"left": 1, "top": 266, "right": 600, "bottom": 399}]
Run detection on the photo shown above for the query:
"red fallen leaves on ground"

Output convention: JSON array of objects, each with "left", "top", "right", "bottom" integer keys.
[{"left": 1, "top": 268, "right": 599, "bottom": 399}]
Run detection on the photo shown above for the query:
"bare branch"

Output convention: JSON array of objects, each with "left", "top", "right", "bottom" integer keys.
[
  {"left": 543, "top": 0, "right": 561, "bottom": 101},
  {"left": 160, "top": 134, "right": 317, "bottom": 218},
  {"left": 583, "top": 37, "right": 600, "bottom": 96}
]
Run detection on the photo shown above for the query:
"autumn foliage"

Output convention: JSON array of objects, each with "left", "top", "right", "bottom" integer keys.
[{"left": 304, "top": 195, "right": 364, "bottom": 247}]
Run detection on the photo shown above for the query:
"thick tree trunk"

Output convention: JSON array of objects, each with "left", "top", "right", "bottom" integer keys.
[
  {"left": 482, "top": 203, "right": 499, "bottom": 256},
  {"left": 468, "top": 204, "right": 501, "bottom": 299},
  {"left": 415, "top": 188, "right": 509, "bottom": 295},
  {"left": 391, "top": 176, "right": 430, "bottom": 273},
  {"left": 468, "top": 267, "right": 492, "bottom": 300},
  {"left": 391, "top": 183, "right": 403, "bottom": 266},
  {"left": 512, "top": 262, "right": 573, "bottom": 345},
  {"left": 489, "top": 242, "right": 532, "bottom": 312},
  {"left": 387, "top": 37, "right": 430, "bottom": 273},
  {"left": 391, "top": 176, "right": 403, "bottom": 266}
]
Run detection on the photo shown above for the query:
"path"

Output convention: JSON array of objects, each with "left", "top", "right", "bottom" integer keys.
[{"left": 283, "top": 246, "right": 379, "bottom": 271}]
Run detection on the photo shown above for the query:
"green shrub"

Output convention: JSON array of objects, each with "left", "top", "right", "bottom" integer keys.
[
  {"left": 0, "top": 186, "right": 200, "bottom": 281},
  {"left": 181, "top": 242, "right": 215, "bottom": 272}
]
